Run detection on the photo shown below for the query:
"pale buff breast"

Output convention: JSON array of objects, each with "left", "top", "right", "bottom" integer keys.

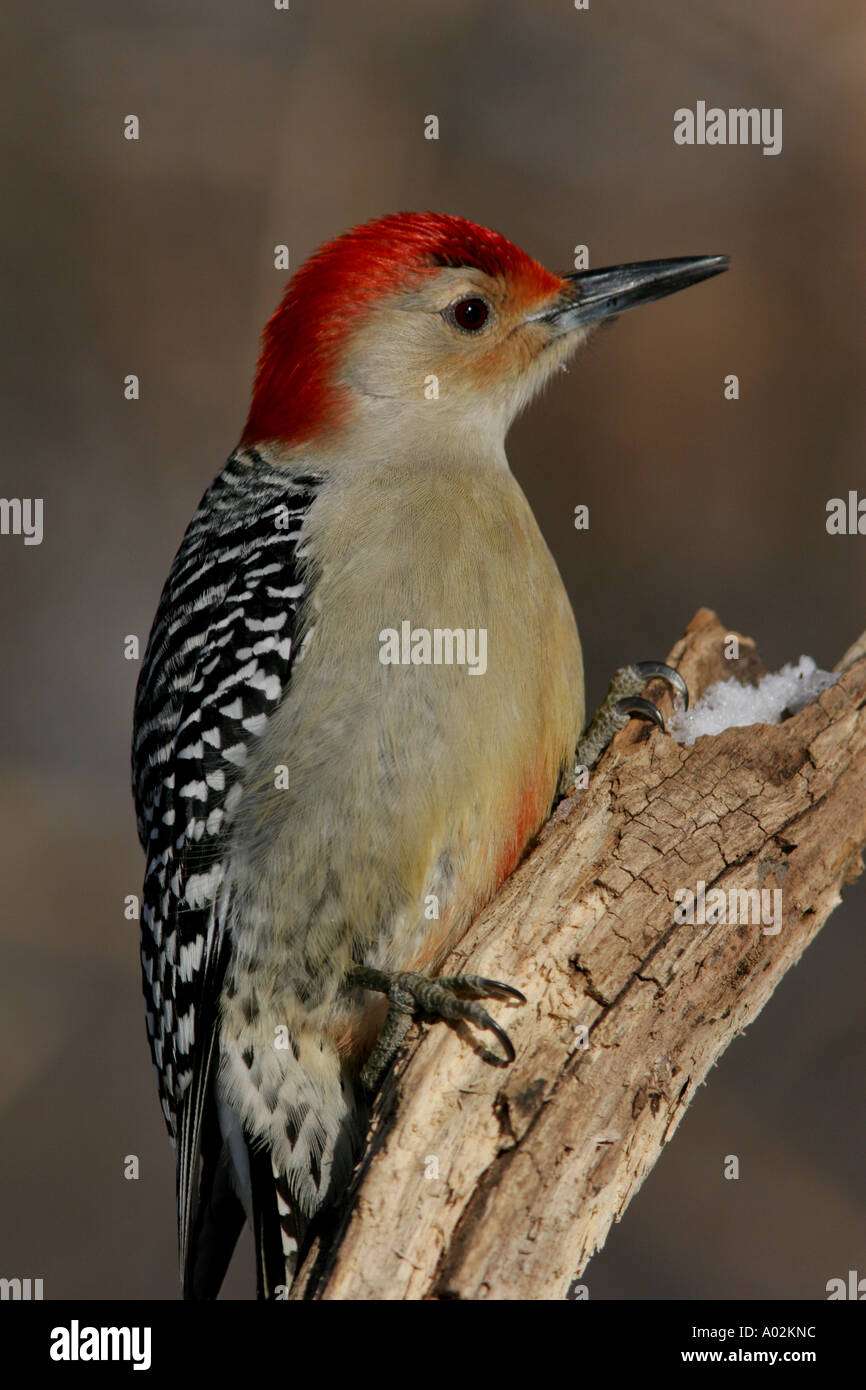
[{"left": 226, "top": 453, "right": 583, "bottom": 1057}]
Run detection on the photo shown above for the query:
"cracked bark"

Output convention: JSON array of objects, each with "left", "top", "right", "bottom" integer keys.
[{"left": 291, "top": 609, "right": 866, "bottom": 1301}]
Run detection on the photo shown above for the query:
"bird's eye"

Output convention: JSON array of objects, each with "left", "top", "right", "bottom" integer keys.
[{"left": 446, "top": 297, "right": 490, "bottom": 333}]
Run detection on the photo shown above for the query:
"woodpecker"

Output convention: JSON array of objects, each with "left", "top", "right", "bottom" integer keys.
[{"left": 132, "top": 211, "right": 727, "bottom": 1299}]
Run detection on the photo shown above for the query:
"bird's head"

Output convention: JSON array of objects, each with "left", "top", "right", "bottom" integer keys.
[{"left": 242, "top": 212, "right": 727, "bottom": 457}]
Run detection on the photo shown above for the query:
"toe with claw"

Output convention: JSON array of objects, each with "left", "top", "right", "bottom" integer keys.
[
  {"left": 575, "top": 659, "right": 688, "bottom": 773},
  {"left": 346, "top": 965, "right": 526, "bottom": 1096}
]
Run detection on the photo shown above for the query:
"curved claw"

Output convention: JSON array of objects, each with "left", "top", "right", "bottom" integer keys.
[
  {"left": 436, "top": 975, "right": 524, "bottom": 1061},
  {"left": 474, "top": 977, "right": 527, "bottom": 1004},
  {"left": 438, "top": 973, "right": 527, "bottom": 1004},
  {"left": 615, "top": 695, "right": 666, "bottom": 731},
  {"left": 468, "top": 1006, "right": 517, "bottom": 1064},
  {"left": 633, "top": 660, "right": 689, "bottom": 711}
]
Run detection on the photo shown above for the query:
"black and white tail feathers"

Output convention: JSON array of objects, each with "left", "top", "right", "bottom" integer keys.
[{"left": 132, "top": 447, "right": 324, "bottom": 1298}]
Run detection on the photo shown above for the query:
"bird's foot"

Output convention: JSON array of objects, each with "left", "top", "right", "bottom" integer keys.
[
  {"left": 573, "top": 660, "right": 688, "bottom": 774},
  {"left": 346, "top": 966, "right": 526, "bottom": 1097}
]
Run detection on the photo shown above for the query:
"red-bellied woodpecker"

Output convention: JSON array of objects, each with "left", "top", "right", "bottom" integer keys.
[{"left": 132, "top": 211, "right": 727, "bottom": 1298}]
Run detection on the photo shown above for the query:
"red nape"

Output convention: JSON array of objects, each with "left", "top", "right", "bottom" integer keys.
[{"left": 240, "top": 211, "right": 563, "bottom": 449}]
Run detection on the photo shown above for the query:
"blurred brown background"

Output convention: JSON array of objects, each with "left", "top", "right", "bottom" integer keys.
[{"left": 1, "top": 0, "right": 864, "bottom": 1299}]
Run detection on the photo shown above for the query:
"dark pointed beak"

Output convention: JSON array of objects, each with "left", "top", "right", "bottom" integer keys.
[{"left": 534, "top": 255, "right": 730, "bottom": 333}]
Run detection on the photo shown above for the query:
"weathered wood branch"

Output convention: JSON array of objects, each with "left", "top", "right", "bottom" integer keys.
[{"left": 293, "top": 609, "right": 866, "bottom": 1300}]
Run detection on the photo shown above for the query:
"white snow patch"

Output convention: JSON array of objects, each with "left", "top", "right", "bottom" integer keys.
[{"left": 669, "top": 656, "right": 837, "bottom": 746}]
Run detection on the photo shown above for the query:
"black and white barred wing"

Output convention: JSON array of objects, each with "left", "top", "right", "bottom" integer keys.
[{"left": 132, "top": 452, "right": 318, "bottom": 1141}]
